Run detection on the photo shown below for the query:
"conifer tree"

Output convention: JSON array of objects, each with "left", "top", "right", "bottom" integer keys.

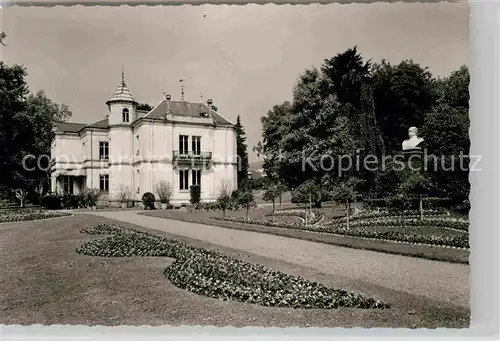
[{"left": 234, "top": 115, "right": 249, "bottom": 186}]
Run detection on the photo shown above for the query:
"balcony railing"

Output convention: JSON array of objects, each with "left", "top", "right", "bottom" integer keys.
[
  {"left": 172, "top": 151, "right": 212, "bottom": 161},
  {"left": 172, "top": 151, "right": 212, "bottom": 169}
]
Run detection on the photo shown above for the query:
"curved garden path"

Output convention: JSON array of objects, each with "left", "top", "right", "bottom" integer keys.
[{"left": 83, "top": 210, "right": 469, "bottom": 307}]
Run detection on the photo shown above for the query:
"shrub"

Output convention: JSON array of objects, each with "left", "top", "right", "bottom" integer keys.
[
  {"left": 216, "top": 181, "right": 233, "bottom": 218},
  {"left": 155, "top": 181, "right": 173, "bottom": 204},
  {"left": 115, "top": 185, "right": 132, "bottom": 204},
  {"left": 190, "top": 185, "right": 201, "bottom": 204},
  {"left": 84, "top": 188, "right": 101, "bottom": 207},
  {"left": 291, "top": 180, "right": 330, "bottom": 207},
  {"left": 61, "top": 194, "right": 81, "bottom": 209},
  {"left": 75, "top": 193, "right": 87, "bottom": 208},
  {"left": 142, "top": 192, "right": 156, "bottom": 210},
  {"left": 41, "top": 194, "right": 62, "bottom": 210}
]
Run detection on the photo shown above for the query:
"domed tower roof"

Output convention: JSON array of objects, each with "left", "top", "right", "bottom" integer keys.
[{"left": 106, "top": 69, "right": 137, "bottom": 105}]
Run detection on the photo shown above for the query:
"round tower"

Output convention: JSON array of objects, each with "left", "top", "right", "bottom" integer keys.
[{"left": 106, "top": 70, "right": 137, "bottom": 204}]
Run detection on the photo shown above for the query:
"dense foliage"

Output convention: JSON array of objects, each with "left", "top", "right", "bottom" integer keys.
[
  {"left": 1, "top": 49, "right": 72, "bottom": 202},
  {"left": 255, "top": 46, "right": 469, "bottom": 207},
  {"left": 142, "top": 192, "right": 156, "bottom": 210},
  {"left": 77, "top": 224, "right": 388, "bottom": 309},
  {"left": 189, "top": 185, "right": 201, "bottom": 204},
  {"left": 234, "top": 115, "right": 250, "bottom": 186}
]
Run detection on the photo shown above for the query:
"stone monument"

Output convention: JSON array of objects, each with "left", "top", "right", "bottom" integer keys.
[
  {"left": 401, "top": 126, "right": 425, "bottom": 168},
  {"left": 402, "top": 126, "right": 424, "bottom": 151}
]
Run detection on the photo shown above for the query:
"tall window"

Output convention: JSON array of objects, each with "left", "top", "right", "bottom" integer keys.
[
  {"left": 136, "top": 170, "right": 140, "bottom": 193},
  {"left": 192, "top": 169, "right": 201, "bottom": 187},
  {"left": 122, "top": 108, "right": 129, "bottom": 122},
  {"left": 136, "top": 135, "right": 140, "bottom": 155},
  {"left": 99, "top": 142, "right": 109, "bottom": 160},
  {"left": 63, "top": 176, "right": 74, "bottom": 194},
  {"left": 99, "top": 174, "right": 109, "bottom": 192},
  {"left": 192, "top": 136, "right": 201, "bottom": 156},
  {"left": 179, "top": 169, "right": 189, "bottom": 190},
  {"left": 179, "top": 135, "right": 189, "bottom": 154}
]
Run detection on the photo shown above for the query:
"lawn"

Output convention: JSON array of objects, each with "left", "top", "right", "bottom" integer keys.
[{"left": 0, "top": 214, "right": 469, "bottom": 327}]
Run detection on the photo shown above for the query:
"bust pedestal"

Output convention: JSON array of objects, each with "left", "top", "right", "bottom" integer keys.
[{"left": 401, "top": 148, "right": 424, "bottom": 171}]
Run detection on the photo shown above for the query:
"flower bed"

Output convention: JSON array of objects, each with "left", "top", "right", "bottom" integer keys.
[
  {"left": 0, "top": 209, "right": 70, "bottom": 223},
  {"left": 314, "top": 225, "right": 469, "bottom": 249},
  {"left": 187, "top": 201, "right": 258, "bottom": 212},
  {"left": 326, "top": 217, "right": 469, "bottom": 232},
  {"left": 267, "top": 209, "right": 324, "bottom": 225},
  {"left": 77, "top": 224, "right": 389, "bottom": 309},
  {"left": 214, "top": 215, "right": 469, "bottom": 249},
  {"left": 331, "top": 209, "right": 451, "bottom": 222}
]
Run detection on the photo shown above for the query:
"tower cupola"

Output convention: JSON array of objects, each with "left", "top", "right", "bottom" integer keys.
[{"left": 106, "top": 69, "right": 138, "bottom": 125}]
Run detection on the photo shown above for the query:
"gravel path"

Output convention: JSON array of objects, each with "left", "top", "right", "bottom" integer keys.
[{"left": 84, "top": 210, "right": 470, "bottom": 307}]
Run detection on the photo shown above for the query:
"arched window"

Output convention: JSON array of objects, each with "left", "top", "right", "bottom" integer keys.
[{"left": 122, "top": 108, "right": 129, "bottom": 122}]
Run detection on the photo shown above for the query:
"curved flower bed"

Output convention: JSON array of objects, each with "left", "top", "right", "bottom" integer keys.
[
  {"left": 325, "top": 217, "right": 469, "bottom": 232},
  {"left": 213, "top": 216, "right": 469, "bottom": 249},
  {"left": 267, "top": 209, "right": 324, "bottom": 225},
  {"left": 313, "top": 225, "right": 469, "bottom": 249},
  {"left": 77, "top": 224, "right": 389, "bottom": 309},
  {"left": 331, "top": 209, "right": 451, "bottom": 222},
  {"left": 0, "top": 209, "right": 70, "bottom": 223},
  {"left": 187, "top": 201, "right": 258, "bottom": 212}
]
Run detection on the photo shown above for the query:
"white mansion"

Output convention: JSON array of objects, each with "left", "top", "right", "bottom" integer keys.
[{"left": 50, "top": 73, "right": 238, "bottom": 206}]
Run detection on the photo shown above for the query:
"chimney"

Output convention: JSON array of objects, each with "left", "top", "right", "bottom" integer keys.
[
  {"left": 207, "top": 99, "right": 213, "bottom": 107},
  {"left": 166, "top": 94, "right": 171, "bottom": 101}
]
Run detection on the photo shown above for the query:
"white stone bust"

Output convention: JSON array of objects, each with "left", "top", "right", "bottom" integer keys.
[{"left": 402, "top": 126, "right": 424, "bottom": 151}]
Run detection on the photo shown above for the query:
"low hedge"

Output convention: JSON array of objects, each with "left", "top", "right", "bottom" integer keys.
[{"left": 77, "top": 224, "right": 389, "bottom": 309}]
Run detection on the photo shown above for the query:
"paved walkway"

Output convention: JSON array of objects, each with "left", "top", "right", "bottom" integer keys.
[{"left": 83, "top": 210, "right": 469, "bottom": 307}]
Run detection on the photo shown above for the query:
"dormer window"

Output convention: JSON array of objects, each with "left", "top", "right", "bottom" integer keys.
[{"left": 122, "top": 108, "right": 129, "bottom": 122}]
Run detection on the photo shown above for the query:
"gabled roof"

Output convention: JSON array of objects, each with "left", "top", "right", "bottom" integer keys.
[
  {"left": 54, "top": 119, "right": 108, "bottom": 134},
  {"left": 86, "top": 118, "right": 109, "bottom": 129},
  {"left": 54, "top": 122, "right": 87, "bottom": 133},
  {"left": 145, "top": 100, "right": 234, "bottom": 126}
]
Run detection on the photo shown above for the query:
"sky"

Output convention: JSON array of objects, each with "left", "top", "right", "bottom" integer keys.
[{"left": 1, "top": 2, "right": 469, "bottom": 162}]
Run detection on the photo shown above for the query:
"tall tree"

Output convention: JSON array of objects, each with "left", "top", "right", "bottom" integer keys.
[
  {"left": 321, "top": 48, "right": 384, "bottom": 195},
  {"left": 371, "top": 59, "right": 438, "bottom": 154},
  {"left": 0, "top": 62, "right": 30, "bottom": 196},
  {"left": 254, "top": 101, "right": 291, "bottom": 185},
  {"left": 421, "top": 66, "right": 469, "bottom": 203},
  {"left": 234, "top": 115, "right": 249, "bottom": 186},
  {"left": 0, "top": 61, "right": 72, "bottom": 199},
  {"left": 321, "top": 46, "right": 371, "bottom": 110}
]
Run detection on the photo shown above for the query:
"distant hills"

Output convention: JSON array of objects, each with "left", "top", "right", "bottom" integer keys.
[{"left": 249, "top": 161, "right": 265, "bottom": 179}]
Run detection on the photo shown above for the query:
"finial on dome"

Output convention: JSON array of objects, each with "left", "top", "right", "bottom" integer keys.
[{"left": 105, "top": 68, "right": 137, "bottom": 106}]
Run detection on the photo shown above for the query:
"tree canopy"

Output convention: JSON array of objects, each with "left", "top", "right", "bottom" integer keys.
[
  {"left": 0, "top": 57, "right": 72, "bottom": 199},
  {"left": 255, "top": 46, "right": 469, "bottom": 205}
]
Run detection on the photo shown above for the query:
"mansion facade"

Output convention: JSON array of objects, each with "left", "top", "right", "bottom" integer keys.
[{"left": 50, "top": 74, "right": 238, "bottom": 206}]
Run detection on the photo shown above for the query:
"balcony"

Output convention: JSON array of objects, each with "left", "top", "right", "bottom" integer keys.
[{"left": 172, "top": 151, "right": 212, "bottom": 169}]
